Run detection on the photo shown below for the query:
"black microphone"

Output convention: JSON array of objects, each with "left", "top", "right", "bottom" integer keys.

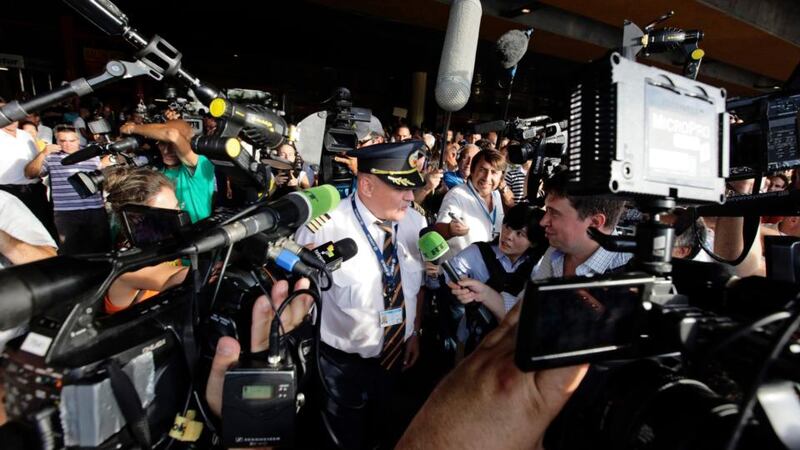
[
  {"left": 61, "top": 137, "right": 140, "bottom": 165},
  {"left": 277, "top": 237, "right": 358, "bottom": 272},
  {"left": 0, "top": 257, "right": 112, "bottom": 331},
  {"left": 187, "top": 185, "right": 340, "bottom": 254},
  {"left": 311, "top": 238, "right": 358, "bottom": 272},
  {"left": 472, "top": 120, "right": 507, "bottom": 136}
]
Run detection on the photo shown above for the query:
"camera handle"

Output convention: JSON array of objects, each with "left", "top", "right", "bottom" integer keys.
[{"left": 588, "top": 197, "right": 676, "bottom": 276}]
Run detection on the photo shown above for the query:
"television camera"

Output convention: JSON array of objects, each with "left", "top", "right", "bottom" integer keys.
[
  {"left": 0, "top": 183, "right": 341, "bottom": 449},
  {"left": 512, "top": 19, "right": 800, "bottom": 449},
  {"left": 295, "top": 87, "right": 372, "bottom": 197}
]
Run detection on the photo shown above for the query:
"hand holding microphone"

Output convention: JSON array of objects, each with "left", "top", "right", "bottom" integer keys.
[{"left": 419, "top": 228, "right": 461, "bottom": 283}]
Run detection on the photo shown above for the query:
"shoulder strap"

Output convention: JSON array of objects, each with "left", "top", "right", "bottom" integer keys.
[{"left": 475, "top": 242, "right": 506, "bottom": 292}]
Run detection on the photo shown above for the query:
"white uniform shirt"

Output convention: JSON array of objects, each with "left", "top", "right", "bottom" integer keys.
[
  {"left": 0, "top": 129, "right": 39, "bottom": 185},
  {"left": 294, "top": 193, "right": 426, "bottom": 358},
  {"left": 436, "top": 181, "right": 504, "bottom": 260}
]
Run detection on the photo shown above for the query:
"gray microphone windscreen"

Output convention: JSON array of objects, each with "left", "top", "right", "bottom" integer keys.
[
  {"left": 435, "top": 0, "right": 482, "bottom": 112},
  {"left": 496, "top": 29, "right": 530, "bottom": 69}
]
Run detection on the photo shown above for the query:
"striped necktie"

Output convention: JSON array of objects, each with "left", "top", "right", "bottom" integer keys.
[{"left": 377, "top": 220, "right": 405, "bottom": 371}]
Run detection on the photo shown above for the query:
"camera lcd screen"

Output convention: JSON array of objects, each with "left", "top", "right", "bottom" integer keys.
[
  {"left": 121, "top": 204, "right": 191, "bottom": 248},
  {"left": 515, "top": 275, "right": 652, "bottom": 371}
]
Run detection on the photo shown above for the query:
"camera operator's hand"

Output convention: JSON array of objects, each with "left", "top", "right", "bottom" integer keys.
[
  {"left": 396, "top": 303, "right": 588, "bottom": 450},
  {"left": 286, "top": 171, "right": 299, "bottom": 187},
  {"left": 274, "top": 171, "right": 290, "bottom": 187},
  {"left": 425, "top": 169, "right": 444, "bottom": 192},
  {"left": 205, "top": 278, "right": 314, "bottom": 417},
  {"left": 119, "top": 122, "right": 136, "bottom": 136},
  {"left": 333, "top": 154, "right": 358, "bottom": 173},
  {"left": 415, "top": 168, "right": 445, "bottom": 204}
]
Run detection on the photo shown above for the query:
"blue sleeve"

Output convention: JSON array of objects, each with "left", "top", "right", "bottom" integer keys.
[{"left": 446, "top": 244, "right": 480, "bottom": 283}]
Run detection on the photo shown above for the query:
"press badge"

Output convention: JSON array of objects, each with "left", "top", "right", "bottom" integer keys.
[{"left": 379, "top": 308, "right": 404, "bottom": 327}]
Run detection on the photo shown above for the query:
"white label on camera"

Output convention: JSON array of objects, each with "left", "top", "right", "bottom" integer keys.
[{"left": 20, "top": 332, "right": 52, "bottom": 357}]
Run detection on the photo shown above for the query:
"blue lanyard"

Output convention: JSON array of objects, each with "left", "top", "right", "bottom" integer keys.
[
  {"left": 466, "top": 181, "right": 498, "bottom": 227},
  {"left": 351, "top": 195, "right": 399, "bottom": 290}
]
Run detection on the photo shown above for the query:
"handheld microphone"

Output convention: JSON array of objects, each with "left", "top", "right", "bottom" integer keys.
[
  {"left": 435, "top": 0, "right": 482, "bottom": 112},
  {"left": 61, "top": 137, "right": 140, "bottom": 165},
  {"left": 418, "top": 228, "right": 460, "bottom": 283},
  {"left": 277, "top": 237, "right": 357, "bottom": 273},
  {"left": 209, "top": 97, "right": 287, "bottom": 149},
  {"left": 311, "top": 238, "right": 358, "bottom": 272},
  {"left": 188, "top": 184, "right": 340, "bottom": 254}
]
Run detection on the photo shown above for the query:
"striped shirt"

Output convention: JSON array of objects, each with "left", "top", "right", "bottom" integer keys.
[
  {"left": 531, "top": 245, "right": 632, "bottom": 280},
  {"left": 504, "top": 165, "right": 527, "bottom": 204},
  {"left": 41, "top": 152, "right": 104, "bottom": 211}
]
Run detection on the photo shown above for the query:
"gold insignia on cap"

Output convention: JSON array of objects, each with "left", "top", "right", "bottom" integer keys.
[
  {"left": 387, "top": 176, "right": 415, "bottom": 187},
  {"left": 370, "top": 167, "right": 418, "bottom": 176}
]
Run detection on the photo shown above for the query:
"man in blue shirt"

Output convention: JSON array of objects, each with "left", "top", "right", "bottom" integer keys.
[
  {"left": 448, "top": 170, "right": 629, "bottom": 308},
  {"left": 442, "top": 144, "right": 479, "bottom": 189}
]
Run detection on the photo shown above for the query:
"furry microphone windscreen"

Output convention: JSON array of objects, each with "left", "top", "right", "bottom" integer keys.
[{"left": 496, "top": 29, "right": 531, "bottom": 69}]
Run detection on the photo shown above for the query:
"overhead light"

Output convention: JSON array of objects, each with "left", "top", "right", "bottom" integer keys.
[
  {"left": 0, "top": 66, "right": 8, "bottom": 71},
  {"left": 233, "top": 54, "right": 239, "bottom": 58},
  {"left": 501, "top": 3, "right": 540, "bottom": 18}
]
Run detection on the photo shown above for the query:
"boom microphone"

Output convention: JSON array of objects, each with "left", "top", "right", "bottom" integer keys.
[
  {"left": 435, "top": 0, "right": 482, "bottom": 112},
  {"left": 61, "top": 137, "right": 140, "bottom": 165},
  {"left": 496, "top": 28, "right": 533, "bottom": 70}
]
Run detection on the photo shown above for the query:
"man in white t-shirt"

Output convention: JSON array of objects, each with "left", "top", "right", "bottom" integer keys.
[
  {"left": 0, "top": 190, "right": 57, "bottom": 268},
  {"left": 0, "top": 99, "right": 56, "bottom": 238},
  {"left": 435, "top": 149, "right": 507, "bottom": 260},
  {"left": 72, "top": 106, "right": 92, "bottom": 147}
]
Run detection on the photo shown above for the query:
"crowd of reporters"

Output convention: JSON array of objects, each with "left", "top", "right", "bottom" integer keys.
[{"left": 0, "top": 90, "right": 798, "bottom": 449}]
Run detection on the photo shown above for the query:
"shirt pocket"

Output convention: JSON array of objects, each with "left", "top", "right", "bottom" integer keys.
[{"left": 330, "top": 261, "right": 371, "bottom": 309}]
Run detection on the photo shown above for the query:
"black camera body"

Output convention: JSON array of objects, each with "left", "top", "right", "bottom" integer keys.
[
  {"left": 505, "top": 117, "right": 568, "bottom": 176},
  {"left": 514, "top": 46, "right": 800, "bottom": 449},
  {"left": 728, "top": 91, "right": 800, "bottom": 180},
  {"left": 2, "top": 284, "right": 193, "bottom": 449}
]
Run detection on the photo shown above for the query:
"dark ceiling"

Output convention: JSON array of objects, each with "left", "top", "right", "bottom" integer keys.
[{"left": 1, "top": 0, "right": 798, "bottom": 129}]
